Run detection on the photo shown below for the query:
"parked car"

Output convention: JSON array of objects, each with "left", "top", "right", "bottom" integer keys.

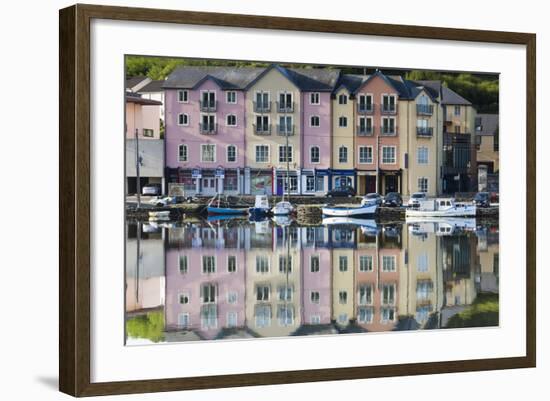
[
  {"left": 489, "top": 191, "right": 499, "bottom": 203},
  {"left": 407, "top": 192, "right": 427, "bottom": 208},
  {"left": 363, "top": 193, "right": 384, "bottom": 206},
  {"left": 326, "top": 186, "right": 356, "bottom": 197},
  {"left": 142, "top": 184, "right": 161, "bottom": 196},
  {"left": 148, "top": 196, "right": 173, "bottom": 207},
  {"left": 474, "top": 192, "right": 491, "bottom": 208},
  {"left": 383, "top": 192, "right": 403, "bottom": 207}
]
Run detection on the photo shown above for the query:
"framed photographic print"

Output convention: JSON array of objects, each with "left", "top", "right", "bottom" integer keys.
[{"left": 59, "top": 3, "right": 536, "bottom": 397}]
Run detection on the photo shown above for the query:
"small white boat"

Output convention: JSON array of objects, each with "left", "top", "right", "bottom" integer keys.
[
  {"left": 272, "top": 215, "right": 292, "bottom": 226},
  {"left": 322, "top": 202, "right": 377, "bottom": 217},
  {"left": 272, "top": 201, "right": 294, "bottom": 216},
  {"left": 148, "top": 210, "right": 171, "bottom": 220},
  {"left": 407, "top": 218, "right": 477, "bottom": 236},
  {"left": 405, "top": 198, "right": 476, "bottom": 218}
]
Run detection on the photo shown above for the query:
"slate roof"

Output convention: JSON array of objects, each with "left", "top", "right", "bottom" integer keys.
[
  {"left": 475, "top": 113, "right": 499, "bottom": 136},
  {"left": 286, "top": 67, "right": 341, "bottom": 91},
  {"left": 125, "top": 92, "right": 162, "bottom": 106},
  {"left": 414, "top": 80, "right": 472, "bottom": 105},
  {"left": 163, "top": 66, "right": 265, "bottom": 89},
  {"left": 334, "top": 74, "right": 367, "bottom": 93},
  {"left": 125, "top": 76, "right": 149, "bottom": 90},
  {"left": 139, "top": 80, "right": 165, "bottom": 93}
]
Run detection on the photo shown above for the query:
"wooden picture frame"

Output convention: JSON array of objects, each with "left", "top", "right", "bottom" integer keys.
[{"left": 59, "top": 3, "right": 536, "bottom": 397}]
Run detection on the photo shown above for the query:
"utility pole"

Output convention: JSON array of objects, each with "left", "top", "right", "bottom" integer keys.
[{"left": 135, "top": 127, "right": 141, "bottom": 208}]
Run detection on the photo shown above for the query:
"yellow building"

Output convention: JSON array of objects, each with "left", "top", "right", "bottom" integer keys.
[{"left": 475, "top": 114, "right": 499, "bottom": 173}]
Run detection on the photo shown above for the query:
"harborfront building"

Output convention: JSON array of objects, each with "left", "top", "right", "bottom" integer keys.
[{"left": 163, "top": 64, "right": 477, "bottom": 197}]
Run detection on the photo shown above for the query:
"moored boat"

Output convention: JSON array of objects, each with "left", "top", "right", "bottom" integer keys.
[
  {"left": 207, "top": 194, "right": 248, "bottom": 215},
  {"left": 249, "top": 195, "right": 271, "bottom": 217},
  {"left": 148, "top": 210, "right": 171, "bottom": 220},
  {"left": 271, "top": 201, "right": 294, "bottom": 216},
  {"left": 405, "top": 198, "right": 476, "bottom": 218},
  {"left": 321, "top": 202, "right": 377, "bottom": 217}
]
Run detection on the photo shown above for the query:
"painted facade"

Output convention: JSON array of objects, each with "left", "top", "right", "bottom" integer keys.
[{"left": 331, "top": 87, "right": 356, "bottom": 189}]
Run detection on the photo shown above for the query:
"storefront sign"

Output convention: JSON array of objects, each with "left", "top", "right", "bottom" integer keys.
[
  {"left": 192, "top": 168, "right": 202, "bottom": 178},
  {"left": 215, "top": 167, "right": 225, "bottom": 178}
]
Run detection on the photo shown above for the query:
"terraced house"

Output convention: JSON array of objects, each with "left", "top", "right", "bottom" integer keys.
[{"left": 163, "top": 64, "right": 477, "bottom": 196}]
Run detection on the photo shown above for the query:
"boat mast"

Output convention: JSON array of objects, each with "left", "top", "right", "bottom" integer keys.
[{"left": 285, "top": 90, "right": 290, "bottom": 203}]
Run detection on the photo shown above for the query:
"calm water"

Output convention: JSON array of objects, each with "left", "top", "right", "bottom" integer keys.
[{"left": 125, "top": 217, "right": 499, "bottom": 345}]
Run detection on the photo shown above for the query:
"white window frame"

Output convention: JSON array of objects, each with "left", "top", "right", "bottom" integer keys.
[
  {"left": 178, "top": 313, "right": 190, "bottom": 328},
  {"left": 418, "top": 177, "right": 429, "bottom": 193},
  {"left": 338, "top": 93, "right": 348, "bottom": 105},
  {"left": 200, "top": 89, "right": 217, "bottom": 105},
  {"left": 417, "top": 146, "right": 429, "bottom": 164},
  {"left": 201, "top": 255, "right": 217, "bottom": 274},
  {"left": 310, "top": 92, "right": 320, "bottom": 105},
  {"left": 226, "top": 312, "right": 238, "bottom": 328},
  {"left": 226, "top": 91, "right": 237, "bottom": 104},
  {"left": 359, "top": 255, "right": 373, "bottom": 272},
  {"left": 339, "top": 116, "right": 348, "bottom": 127},
  {"left": 382, "top": 255, "right": 396, "bottom": 272},
  {"left": 177, "top": 89, "right": 189, "bottom": 103},
  {"left": 310, "top": 146, "right": 320, "bottom": 164},
  {"left": 358, "top": 93, "right": 373, "bottom": 109},
  {"left": 226, "top": 114, "right": 237, "bottom": 127},
  {"left": 338, "top": 146, "right": 348, "bottom": 164},
  {"left": 310, "top": 291, "right": 320, "bottom": 304},
  {"left": 177, "top": 113, "right": 189, "bottom": 126},
  {"left": 226, "top": 145, "right": 237, "bottom": 163},
  {"left": 255, "top": 144, "right": 270, "bottom": 164},
  {"left": 227, "top": 254, "right": 237, "bottom": 273},
  {"left": 381, "top": 146, "right": 396, "bottom": 164},
  {"left": 227, "top": 291, "right": 238, "bottom": 304},
  {"left": 255, "top": 255, "right": 270, "bottom": 273},
  {"left": 278, "top": 144, "right": 293, "bottom": 163},
  {"left": 381, "top": 116, "right": 396, "bottom": 134},
  {"left": 178, "top": 292, "right": 190, "bottom": 305},
  {"left": 358, "top": 146, "right": 373, "bottom": 164},
  {"left": 381, "top": 93, "right": 397, "bottom": 111},
  {"left": 178, "top": 144, "right": 188, "bottom": 162},
  {"left": 200, "top": 144, "right": 216, "bottom": 163},
  {"left": 310, "top": 115, "right": 320, "bottom": 127},
  {"left": 310, "top": 254, "right": 320, "bottom": 272},
  {"left": 277, "top": 91, "right": 294, "bottom": 108}
]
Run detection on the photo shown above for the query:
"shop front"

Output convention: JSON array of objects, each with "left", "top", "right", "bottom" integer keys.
[
  {"left": 247, "top": 169, "right": 273, "bottom": 196},
  {"left": 356, "top": 171, "right": 377, "bottom": 196},
  {"left": 330, "top": 169, "right": 356, "bottom": 191},
  {"left": 274, "top": 168, "right": 300, "bottom": 195},
  {"left": 301, "top": 169, "right": 329, "bottom": 195},
  {"left": 379, "top": 169, "right": 402, "bottom": 195},
  {"left": 165, "top": 167, "right": 242, "bottom": 196}
]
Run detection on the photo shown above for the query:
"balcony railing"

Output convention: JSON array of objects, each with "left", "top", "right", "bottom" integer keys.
[
  {"left": 416, "top": 104, "right": 434, "bottom": 115},
  {"left": 416, "top": 127, "right": 433, "bottom": 137},
  {"left": 357, "top": 125, "right": 374, "bottom": 136},
  {"left": 276, "top": 101, "right": 294, "bottom": 113},
  {"left": 253, "top": 101, "right": 271, "bottom": 113},
  {"left": 253, "top": 124, "right": 271, "bottom": 135},
  {"left": 380, "top": 105, "right": 397, "bottom": 115},
  {"left": 380, "top": 126, "right": 398, "bottom": 136},
  {"left": 357, "top": 104, "right": 375, "bottom": 114},
  {"left": 199, "top": 123, "right": 217, "bottom": 134},
  {"left": 277, "top": 125, "right": 295, "bottom": 136},
  {"left": 199, "top": 100, "right": 217, "bottom": 112}
]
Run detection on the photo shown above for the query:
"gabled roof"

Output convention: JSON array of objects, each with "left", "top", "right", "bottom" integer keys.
[
  {"left": 126, "top": 76, "right": 150, "bottom": 90},
  {"left": 404, "top": 81, "right": 439, "bottom": 103},
  {"left": 334, "top": 74, "right": 367, "bottom": 94},
  {"left": 138, "top": 80, "right": 165, "bottom": 93},
  {"left": 163, "top": 66, "right": 265, "bottom": 89},
  {"left": 286, "top": 67, "right": 341, "bottom": 91},
  {"left": 475, "top": 113, "right": 499, "bottom": 136},
  {"left": 353, "top": 70, "right": 410, "bottom": 98},
  {"left": 125, "top": 91, "right": 162, "bottom": 106},
  {"left": 414, "top": 80, "right": 472, "bottom": 105}
]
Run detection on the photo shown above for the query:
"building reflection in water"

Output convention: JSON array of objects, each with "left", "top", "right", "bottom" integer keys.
[{"left": 125, "top": 218, "right": 499, "bottom": 344}]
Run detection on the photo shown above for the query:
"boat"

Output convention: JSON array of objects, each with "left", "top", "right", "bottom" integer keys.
[
  {"left": 271, "top": 201, "right": 294, "bottom": 216},
  {"left": 249, "top": 195, "right": 271, "bottom": 217},
  {"left": 206, "top": 194, "right": 248, "bottom": 215},
  {"left": 405, "top": 198, "right": 476, "bottom": 218},
  {"left": 321, "top": 202, "right": 378, "bottom": 217},
  {"left": 272, "top": 214, "right": 292, "bottom": 226},
  {"left": 322, "top": 217, "right": 379, "bottom": 234},
  {"left": 148, "top": 210, "right": 171, "bottom": 220},
  {"left": 406, "top": 217, "right": 476, "bottom": 235}
]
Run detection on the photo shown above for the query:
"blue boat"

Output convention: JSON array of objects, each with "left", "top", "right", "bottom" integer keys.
[
  {"left": 248, "top": 195, "right": 271, "bottom": 218},
  {"left": 207, "top": 194, "right": 248, "bottom": 215}
]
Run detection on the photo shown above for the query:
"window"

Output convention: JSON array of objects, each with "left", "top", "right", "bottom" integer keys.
[
  {"left": 310, "top": 92, "right": 320, "bottom": 105},
  {"left": 382, "top": 255, "right": 396, "bottom": 272},
  {"left": 382, "top": 94, "right": 396, "bottom": 112},
  {"left": 359, "top": 255, "right": 373, "bottom": 272},
  {"left": 255, "top": 305, "right": 271, "bottom": 327},
  {"left": 416, "top": 280, "right": 433, "bottom": 300},
  {"left": 200, "top": 144, "right": 216, "bottom": 162},
  {"left": 226, "top": 91, "right": 236, "bottom": 104},
  {"left": 310, "top": 291, "right": 320, "bottom": 304},
  {"left": 310, "top": 146, "right": 320, "bottom": 163},
  {"left": 201, "top": 114, "right": 215, "bottom": 132},
  {"left": 310, "top": 115, "right": 320, "bottom": 127},
  {"left": 339, "top": 291, "right": 348, "bottom": 304},
  {"left": 178, "top": 313, "right": 190, "bottom": 328},
  {"left": 418, "top": 177, "right": 428, "bottom": 193},
  {"left": 338, "top": 116, "right": 348, "bottom": 127},
  {"left": 315, "top": 176, "right": 325, "bottom": 192},
  {"left": 255, "top": 115, "right": 270, "bottom": 133},
  {"left": 255, "top": 145, "right": 269, "bottom": 163},
  {"left": 279, "top": 255, "right": 292, "bottom": 273},
  {"left": 179, "top": 293, "right": 189, "bottom": 304},
  {"left": 454, "top": 105, "right": 461, "bottom": 116},
  {"left": 143, "top": 128, "right": 154, "bottom": 137},
  {"left": 256, "top": 255, "right": 269, "bottom": 273},
  {"left": 177, "top": 113, "right": 189, "bottom": 126},
  {"left": 177, "top": 90, "right": 188, "bottom": 103},
  {"left": 278, "top": 92, "right": 293, "bottom": 110},
  {"left": 381, "top": 307, "right": 396, "bottom": 322},
  {"left": 224, "top": 176, "right": 238, "bottom": 191},
  {"left": 358, "top": 285, "right": 373, "bottom": 305},
  {"left": 227, "top": 292, "right": 238, "bottom": 304},
  {"left": 381, "top": 117, "right": 396, "bottom": 134},
  {"left": 178, "top": 144, "right": 188, "bottom": 162},
  {"left": 278, "top": 115, "right": 293, "bottom": 134},
  {"left": 277, "top": 305, "right": 294, "bottom": 326},
  {"left": 338, "top": 94, "right": 347, "bottom": 104},
  {"left": 338, "top": 146, "right": 348, "bottom": 163},
  {"left": 226, "top": 145, "right": 237, "bottom": 163},
  {"left": 417, "top": 147, "right": 429, "bottom": 164},
  {"left": 358, "top": 146, "right": 373, "bottom": 164},
  {"left": 310, "top": 255, "right": 320, "bottom": 272},
  {"left": 339, "top": 255, "right": 348, "bottom": 272},
  {"left": 278, "top": 145, "right": 293, "bottom": 163},
  {"left": 305, "top": 176, "right": 315, "bottom": 192},
  {"left": 201, "top": 284, "right": 217, "bottom": 303},
  {"left": 358, "top": 116, "right": 373, "bottom": 134},
  {"left": 201, "top": 304, "right": 217, "bottom": 329},
  {"left": 256, "top": 285, "right": 270, "bottom": 301},
  {"left": 338, "top": 313, "right": 348, "bottom": 324},
  {"left": 382, "top": 146, "right": 396, "bottom": 164},
  {"left": 310, "top": 315, "right": 321, "bottom": 325},
  {"left": 201, "top": 91, "right": 216, "bottom": 108},
  {"left": 358, "top": 307, "right": 374, "bottom": 323},
  {"left": 358, "top": 94, "right": 373, "bottom": 111},
  {"left": 382, "top": 284, "right": 396, "bottom": 305},
  {"left": 278, "top": 286, "right": 293, "bottom": 301},
  {"left": 417, "top": 253, "right": 429, "bottom": 272},
  {"left": 227, "top": 255, "right": 237, "bottom": 272},
  {"left": 179, "top": 255, "right": 188, "bottom": 273},
  {"left": 226, "top": 114, "right": 237, "bottom": 126},
  {"left": 227, "top": 312, "right": 238, "bottom": 328},
  {"left": 202, "top": 256, "right": 216, "bottom": 273}
]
